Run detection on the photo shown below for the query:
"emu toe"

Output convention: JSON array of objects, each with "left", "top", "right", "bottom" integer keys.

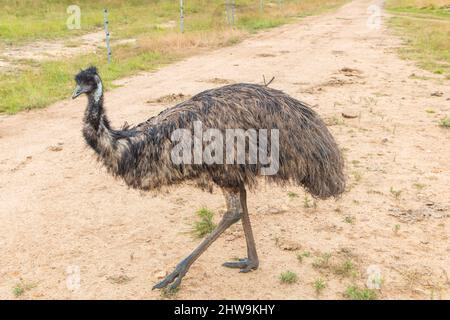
[
  {"left": 153, "top": 261, "right": 189, "bottom": 290},
  {"left": 222, "top": 258, "right": 258, "bottom": 273}
]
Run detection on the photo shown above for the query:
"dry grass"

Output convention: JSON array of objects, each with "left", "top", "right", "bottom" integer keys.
[
  {"left": 0, "top": 0, "right": 349, "bottom": 42},
  {"left": 387, "top": 0, "right": 449, "bottom": 8},
  {"left": 137, "top": 29, "right": 246, "bottom": 56},
  {"left": 0, "top": 0, "right": 349, "bottom": 114},
  {"left": 386, "top": 0, "right": 450, "bottom": 78}
]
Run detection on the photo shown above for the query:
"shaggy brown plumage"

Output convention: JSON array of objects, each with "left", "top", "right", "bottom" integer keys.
[
  {"left": 72, "top": 66, "right": 346, "bottom": 290},
  {"left": 74, "top": 67, "right": 345, "bottom": 199}
]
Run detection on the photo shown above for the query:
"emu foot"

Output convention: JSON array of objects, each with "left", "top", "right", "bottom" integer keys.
[
  {"left": 222, "top": 258, "right": 259, "bottom": 273},
  {"left": 153, "top": 260, "right": 189, "bottom": 290}
]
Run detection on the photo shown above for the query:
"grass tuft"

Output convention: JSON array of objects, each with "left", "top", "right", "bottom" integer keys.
[
  {"left": 390, "top": 187, "right": 402, "bottom": 200},
  {"left": 312, "top": 253, "right": 332, "bottom": 269},
  {"left": 344, "top": 285, "right": 377, "bottom": 300},
  {"left": 160, "top": 286, "right": 180, "bottom": 298},
  {"left": 287, "top": 191, "right": 299, "bottom": 198},
  {"left": 333, "top": 259, "right": 356, "bottom": 277},
  {"left": 313, "top": 279, "right": 326, "bottom": 295},
  {"left": 12, "top": 281, "right": 35, "bottom": 298},
  {"left": 343, "top": 216, "right": 355, "bottom": 224},
  {"left": 439, "top": 117, "right": 450, "bottom": 128},
  {"left": 192, "top": 207, "right": 216, "bottom": 238},
  {"left": 280, "top": 271, "right": 298, "bottom": 284}
]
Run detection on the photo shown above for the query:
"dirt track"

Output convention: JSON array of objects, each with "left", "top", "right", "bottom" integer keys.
[{"left": 0, "top": 0, "right": 449, "bottom": 299}]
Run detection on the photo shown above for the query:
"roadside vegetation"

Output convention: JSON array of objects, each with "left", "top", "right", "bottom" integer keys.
[
  {"left": 386, "top": 0, "right": 450, "bottom": 79},
  {"left": 192, "top": 207, "right": 216, "bottom": 238},
  {"left": 0, "top": 0, "right": 348, "bottom": 114}
]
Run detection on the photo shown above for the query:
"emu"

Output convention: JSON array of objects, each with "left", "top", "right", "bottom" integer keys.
[{"left": 72, "top": 66, "right": 345, "bottom": 290}]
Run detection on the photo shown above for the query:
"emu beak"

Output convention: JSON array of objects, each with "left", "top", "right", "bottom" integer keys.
[{"left": 72, "top": 85, "right": 83, "bottom": 99}]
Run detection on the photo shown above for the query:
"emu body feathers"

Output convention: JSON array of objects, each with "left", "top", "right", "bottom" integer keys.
[{"left": 81, "top": 81, "right": 345, "bottom": 199}]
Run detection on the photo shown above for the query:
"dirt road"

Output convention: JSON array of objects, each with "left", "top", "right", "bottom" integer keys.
[{"left": 0, "top": 0, "right": 449, "bottom": 299}]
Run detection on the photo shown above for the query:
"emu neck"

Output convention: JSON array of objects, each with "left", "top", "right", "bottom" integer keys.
[
  {"left": 82, "top": 82, "right": 114, "bottom": 155},
  {"left": 84, "top": 82, "right": 107, "bottom": 131}
]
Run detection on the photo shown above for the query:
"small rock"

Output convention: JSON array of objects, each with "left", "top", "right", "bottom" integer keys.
[
  {"left": 276, "top": 238, "right": 301, "bottom": 251},
  {"left": 154, "top": 270, "right": 167, "bottom": 279},
  {"left": 48, "top": 145, "right": 63, "bottom": 152},
  {"left": 107, "top": 274, "right": 133, "bottom": 284},
  {"left": 341, "top": 112, "right": 358, "bottom": 119},
  {"left": 268, "top": 207, "right": 284, "bottom": 214},
  {"left": 431, "top": 91, "right": 443, "bottom": 97}
]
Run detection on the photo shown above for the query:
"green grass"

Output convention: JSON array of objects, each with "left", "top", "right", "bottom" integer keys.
[
  {"left": 12, "top": 285, "right": 25, "bottom": 297},
  {"left": 279, "top": 271, "right": 298, "bottom": 284},
  {"left": 303, "top": 195, "right": 317, "bottom": 208},
  {"left": 413, "top": 182, "right": 426, "bottom": 190},
  {"left": 333, "top": 259, "right": 356, "bottom": 277},
  {"left": 1, "top": 49, "right": 173, "bottom": 113},
  {"left": 352, "top": 171, "right": 362, "bottom": 183},
  {"left": 12, "top": 281, "right": 35, "bottom": 298},
  {"left": 0, "top": 0, "right": 181, "bottom": 42},
  {"left": 313, "top": 279, "right": 326, "bottom": 295},
  {"left": 386, "top": 0, "right": 450, "bottom": 79},
  {"left": 439, "top": 117, "right": 450, "bottom": 128},
  {"left": 389, "top": 187, "right": 403, "bottom": 200},
  {"left": 192, "top": 207, "right": 216, "bottom": 238},
  {"left": 287, "top": 191, "right": 299, "bottom": 198},
  {"left": 0, "top": 0, "right": 349, "bottom": 114},
  {"left": 297, "top": 251, "right": 311, "bottom": 263},
  {"left": 160, "top": 286, "right": 180, "bottom": 298},
  {"left": 301, "top": 251, "right": 311, "bottom": 257},
  {"left": 344, "top": 285, "right": 377, "bottom": 300},
  {"left": 312, "top": 253, "right": 332, "bottom": 269},
  {"left": 386, "top": 0, "right": 450, "bottom": 18},
  {"left": 343, "top": 216, "right": 355, "bottom": 224},
  {"left": 390, "top": 187, "right": 403, "bottom": 199}
]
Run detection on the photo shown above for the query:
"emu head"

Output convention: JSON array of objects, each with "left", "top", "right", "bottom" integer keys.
[{"left": 72, "top": 66, "right": 102, "bottom": 101}]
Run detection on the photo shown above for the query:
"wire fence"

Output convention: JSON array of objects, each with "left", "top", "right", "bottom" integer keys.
[{"left": 98, "top": 1, "right": 285, "bottom": 63}]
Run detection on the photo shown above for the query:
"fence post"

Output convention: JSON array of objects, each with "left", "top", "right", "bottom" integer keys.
[
  {"left": 180, "top": 0, "right": 184, "bottom": 33},
  {"left": 103, "top": 9, "right": 111, "bottom": 64},
  {"left": 226, "top": 0, "right": 230, "bottom": 24},
  {"left": 231, "top": 0, "right": 235, "bottom": 25},
  {"left": 226, "top": 0, "right": 235, "bottom": 25}
]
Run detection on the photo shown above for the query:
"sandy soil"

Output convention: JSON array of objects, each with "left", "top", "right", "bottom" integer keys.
[
  {"left": 0, "top": 31, "right": 138, "bottom": 71},
  {"left": 0, "top": 0, "right": 449, "bottom": 300}
]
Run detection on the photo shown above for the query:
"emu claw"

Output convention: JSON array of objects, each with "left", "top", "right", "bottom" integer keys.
[
  {"left": 153, "top": 261, "right": 188, "bottom": 290},
  {"left": 223, "top": 258, "right": 258, "bottom": 273}
]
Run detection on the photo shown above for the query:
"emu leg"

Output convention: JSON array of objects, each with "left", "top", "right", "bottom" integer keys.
[
  {"left": 223, "top": 185, "right": 259, "bottom": 272},
  {"left": 153, "top": 188, "right": 242, "bottom": 290}
]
